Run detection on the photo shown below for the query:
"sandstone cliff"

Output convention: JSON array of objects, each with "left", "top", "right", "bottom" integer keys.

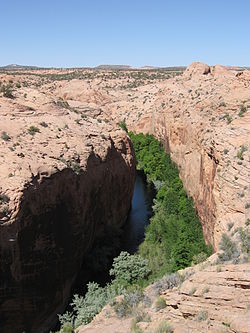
[
  {"left": 0, "top": 86, "right": 135, "bottom": 332},
  {"left": 100, "top": 63, "right": 250, "bottom": 250}
]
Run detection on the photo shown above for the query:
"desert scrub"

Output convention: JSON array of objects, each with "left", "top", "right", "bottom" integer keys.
[
  {"left": 110, "top": 251, "right": 150, "bottom": 285},
  {"left": 238, "top": 104, "right": 247, "bottom": 117},
  {"left": 218, "top": 234, "right": 239, "bottom": 262},
  {"left": 196, "top": 310, "right": 208, "bottom": 322},
  {"left": 133, "top": 308, "right": 151, "bottom": 323},
  {"left": 192, "top": 251, "right": 208, "bottom": 265},
  {"left": 58, "top": 252, "right": 150, "bottom": 328},
  {"left": 40, "top": 121, "right": 48, "bottom": 128},
  {"left": 130, "top": 320, "right": 143, "bottom": 333},
  {"left": 154, "top": 320, "right": 173, "bottom": 333},
  {"left": 151, "top": 272, "right": 182, "bottom": 295},
  {"left": 202, "top": 286, "right": 210, "bottom": 294},
  {"left": 0, "top": 194, "right": 10, "bottom": 203},
  {"left": 188, "top": 287, "right": 197, "bottom": 296},
  {"left": 119, "top": 119, "right": 128, "bottom": 132},
  {"left": 1, "top": 131, "right": 11, "bottom": 141},
  {"left": 113, "top": 288, "right": 144, "bottom": 318},
  {"left": 0, "top": 83, "right": 14, "bottom": 98},
  {"left": 155, "top": 296, "right": 166, "bottom": 311},
  {"left": 237, "top": 145, "right": 247, "bottom": 160},
  {"left": 238, "top": 228, "right": 250, "bottom": 254},
  {"left": 27, "top": 126, "right": 40, "bottom": 135}
]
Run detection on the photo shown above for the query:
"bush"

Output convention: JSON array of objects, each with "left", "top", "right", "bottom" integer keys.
[
  {"left": 40, "top": 121, "right": 48, "bottom": 128},
  {"left": 119, "top": 119, "right": 128, "bottom": 132},
  {"left": 70, "top": 282, "right": 115, "bottom": 327},
  {"left": 238, "top": 104, "right": 247, "bottom": 117},
  {"left": 58, "top": 312, "right": 74, "bottom": 332},
  {"left": 155, "top": 297, "right": 166, "bottom": 311},
  {"left": 238, "top": 228, "right": 250, "bottom": 254},
  {"left": 196, "top": 310, "right": 208, "bottom": 322},
  {"left": 1, "top": 84, "right": 14, "bottom": 98},
  {"left": 154, "top": 320, "right": 173, "bottom": 333},
  {"left": 109, "top": 251, "right": 150, "bottom": 285},
  {"left": 130, "top": 320, "right": 143, "bottom": 333},
  {"left": 1, "top": 131, "right": 11, "bottom": 141},
  {"left": 27, "top": 126, "right": 40, "bottom": 135},
  {"left": 192, "top": 252, "right": 208, "bottom": 265},
  {"left": 237, "top": 145, "right": 247, "bottom": 160},
  {"left": 0, "top": 194, "right": 10, "bottom": 203},
  {"left": 113, "top": 288, "right": 144, "bottom": 318},
  {"left": 152, "top": 272, "right": 182, "bottom": 295},
  {"left": 218, "top": 234, "right": 239, "bottom": 262}
]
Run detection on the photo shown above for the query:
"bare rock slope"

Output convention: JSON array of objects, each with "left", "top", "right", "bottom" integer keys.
[
  {"left": 0, "top": 86, "right": 135, "bottom": 332},
  {"left": 77, "top": 262, "right": 250, "bottom": 333}
]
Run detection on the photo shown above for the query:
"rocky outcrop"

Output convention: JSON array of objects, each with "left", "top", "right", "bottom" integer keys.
[
  {"left": 0, "top": 91, "right": 135, "bottom": 333},
  {"left": 77, "top": 263, "right": 250, "bottom": 333}
]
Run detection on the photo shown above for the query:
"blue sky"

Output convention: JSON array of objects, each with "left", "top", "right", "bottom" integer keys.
[{"left": 1, "top": 0, "right": 250, "bottom": 67}]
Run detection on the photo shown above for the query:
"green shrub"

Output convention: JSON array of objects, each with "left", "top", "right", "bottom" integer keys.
[
  {"left": 238, "top": 104, "right": 247, "bottom": 117},
  {"left": 188, "top": 287, "right": 197, "bottom": 295},
  {"left": 155, "top": 297, "right": 166, "bottom": 311},
  {"left": 225, "top": 113, "right": 232, "bottom": 124},
  {"left": 202, "top": 286, "right": 210, "bottom": 294},
  {"left": 196, "top": 310, "right": 208, "bottom": 322},
  {"left": 113, "top": 288, "right": 144, "bottom": 318},
  {"left": 1, "top": 84, "right": 14, "bottom": 98},
  {"left": 130, "top": 320, "right": 143, "bottom": 333},
  {"left": 119, "top": 119, "right": 128, "bottom": 132},
  {"left": 192, "top": 252, "right": 208, "bottom": 265},
  {"left": 58, "top": 312, "right": 74, "bottom": 332},
  {"left": 218, "top": 234, "right": 239, "bottom": 262},
  {"left": 133, "top": 308, "right": 151, "bottom": 323},
  {"left": 152, "top": 272, "right": 182, "bottom": 295},
  {"left": 237, "top": 145, "right": 247, "bottom": 160},
  {"left": 27, "top": 126, "right": 40, "bottom": 135},
  {"left": 70, "top": 282, "right": 116, "bottom": 327},
  {"left": 40, "top": 121, "right": 48, "bottom": 128},
  {"left": 1, "top": 131, "right": 11, "bottom": 141},
  {"left": 154, "top": 320, "right": 173, "bottom": 333},
  {"left": 0, "top": 194, "right": 10, "bottom": 203},
  {"left": 238, "top": 228, "right": 250, "bottom": 254},
  {"left": 109, "top": 251, "right": 150, "bottom": 285}
]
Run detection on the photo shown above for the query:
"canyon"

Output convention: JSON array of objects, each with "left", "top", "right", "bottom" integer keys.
[
  {"left": 0, "top": 62, "right": 249, "bottom": 332},
  {"left": 0, "top": 86, "right": 136, "bottom": 332}
]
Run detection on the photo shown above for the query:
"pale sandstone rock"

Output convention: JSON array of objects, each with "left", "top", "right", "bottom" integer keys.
[{"left": 0, "top": 80, "right": 136, "bottom": 332}]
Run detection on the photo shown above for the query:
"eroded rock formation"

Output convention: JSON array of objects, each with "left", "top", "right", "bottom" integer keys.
[
  {"left": 0, "top": 93, "right": 135, "bottom": 332},
  {"left": 105, "top": 63, "right": 250, "bottom": 249}
]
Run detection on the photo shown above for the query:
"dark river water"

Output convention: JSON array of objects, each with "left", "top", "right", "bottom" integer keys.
[{"left": 122, "top": 171, "right": 155, "bottom": 253}]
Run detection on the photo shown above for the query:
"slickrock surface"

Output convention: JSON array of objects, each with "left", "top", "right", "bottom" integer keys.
[
  {"left": 0, "top": 63, "right": 249, "bottom": 332},
  {"left": 0, "top": 78, "right": 136, "bottom": 332},
  {"left": 77, "top": 263, "right": 250, "bottom": 333}
]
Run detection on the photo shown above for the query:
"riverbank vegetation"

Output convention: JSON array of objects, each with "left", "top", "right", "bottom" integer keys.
[
  {"left": 129, "top": 132, "right": 212, "bottom": 278},
  {"left": 56, "top": 132, "right": 211, "bottom": 332}
]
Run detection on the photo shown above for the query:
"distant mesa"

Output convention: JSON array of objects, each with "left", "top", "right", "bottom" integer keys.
[
  {"left": 95, "top": 64, "right": 132, "bottom": 70},
  {"left": 0, "top": 64, "right": 41, "bottom": 70}
]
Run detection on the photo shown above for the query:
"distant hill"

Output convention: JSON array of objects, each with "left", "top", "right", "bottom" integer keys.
[
  {"left": 95, "top": 64, "right": 132, "bottom": 70},
  {"left": 0, "top": 64, "right": 42, "bottom": 70}
]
